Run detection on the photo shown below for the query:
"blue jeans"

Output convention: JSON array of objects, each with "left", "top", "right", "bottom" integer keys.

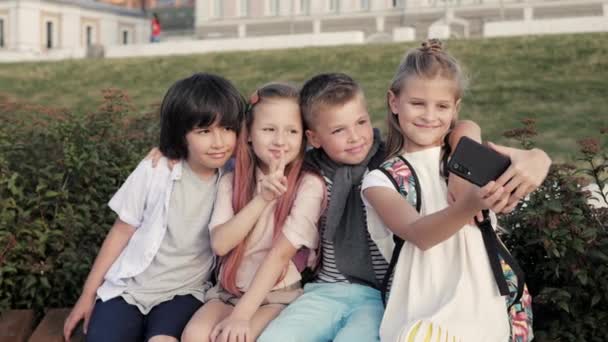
[
  {"left": 86, "top": 295, "right": 202, "bottom": 342},
  {"left": 258, "top": 282, "right": 383, "bottom": 342}
]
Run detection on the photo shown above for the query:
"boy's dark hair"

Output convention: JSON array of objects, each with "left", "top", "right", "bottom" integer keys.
[
  {"left": 159, "top": 73, "right": 245, "bottom": 159},
  {"left": 299, "top": 73, "right": 363, "bottom": 129}
]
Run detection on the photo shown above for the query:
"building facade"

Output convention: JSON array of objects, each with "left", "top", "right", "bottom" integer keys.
[
  {"left": 194, "top": 0, "right": 606, "bottom": 40},
  {"left": 0, "top": 0, "right": 148, "bottom": 55},
  {"left": 97, "top": 0, "right": 195, "bottom": 10}
]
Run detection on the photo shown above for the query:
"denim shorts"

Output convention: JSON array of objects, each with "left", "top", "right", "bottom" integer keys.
[{"left": 86, "top": 294, "right": 202, "bottom": 342}]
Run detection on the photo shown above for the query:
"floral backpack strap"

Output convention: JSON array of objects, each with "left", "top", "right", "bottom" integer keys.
[
  {"left": 476, "top": 211, "right": 525, "bottom": 305},
  {"left": 376, "top": 155, "right": 421, "bottom": 306},
  {"left": 476, "top": 211, "right": 534, "bottom": 341}
]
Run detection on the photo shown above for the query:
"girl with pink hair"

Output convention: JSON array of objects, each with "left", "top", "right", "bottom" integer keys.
[{"left": 181, "top": 83, "right": 325, "bottom": 342}]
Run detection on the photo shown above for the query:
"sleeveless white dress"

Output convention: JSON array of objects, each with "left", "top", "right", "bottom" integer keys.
[{"left": 361, "top": 146, "right": 510, "bottom": 342}]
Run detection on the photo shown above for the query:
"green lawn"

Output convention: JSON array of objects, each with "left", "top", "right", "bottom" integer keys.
[{"left": 0, "top": 33, "right": 606, "bottom": 162}]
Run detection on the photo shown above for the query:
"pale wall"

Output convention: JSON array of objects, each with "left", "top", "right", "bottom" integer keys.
[
  {"left": 104, "top": 31, "right": 365, "bottom": 58},
  {"left": 484, "top": 15, "right": 608, "bottom": 37}
]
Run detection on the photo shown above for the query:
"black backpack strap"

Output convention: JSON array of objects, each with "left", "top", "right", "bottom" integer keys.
[
  {"left": 476, "top": 210, "right": 525, "bottom": 308},
  {"left": 377, "top": 156, "right": 421, "bottom": 306},
  {"left": 381, "top": 235, "right": 404, "bottom": 306}
]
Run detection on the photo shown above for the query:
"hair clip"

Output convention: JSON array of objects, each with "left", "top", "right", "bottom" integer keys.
[{"left": 249, "top": 90, "right": 260, "bottom": 106}]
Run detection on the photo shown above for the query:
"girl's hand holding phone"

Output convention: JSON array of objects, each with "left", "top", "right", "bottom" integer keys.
[
  {"left": 463, "top": 181, "right": 509, "bottom": 214},
  {"left": 448, "top": 173, "right": 484, "bottom": 223}
]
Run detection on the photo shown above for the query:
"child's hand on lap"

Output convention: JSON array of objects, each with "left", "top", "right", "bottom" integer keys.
[
  {"left": 63, "top": 292, "right": 96, "bottom": 341},
  {"left": 210, "top": 315, "right": 251, "bottom": 342}
]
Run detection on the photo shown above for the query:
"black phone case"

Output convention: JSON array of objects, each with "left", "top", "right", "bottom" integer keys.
[{"left": 447, "top": 137, "right": 511, "bottom": 187}]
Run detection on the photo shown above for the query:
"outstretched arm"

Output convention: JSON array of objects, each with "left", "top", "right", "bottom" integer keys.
[
  {"left": 63, "top": 219, "right": 135, "bottom": 340},
  {"left": 363, "top": 181, "right": 505, "bottom": 251}
]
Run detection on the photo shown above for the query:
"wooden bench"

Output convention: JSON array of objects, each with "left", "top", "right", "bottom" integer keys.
[
  {"left": 0, "top": 310, "right": 35, "bottom": 342},
  {"left": 0, "top": 308, "right": 84, "bottom": 342}
]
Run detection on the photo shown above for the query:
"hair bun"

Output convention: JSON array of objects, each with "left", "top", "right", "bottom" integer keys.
[{"left": 421, "top": 39, "right": 443, "bottom": 53}]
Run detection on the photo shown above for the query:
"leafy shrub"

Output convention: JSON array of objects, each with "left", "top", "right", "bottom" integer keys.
[
  {"left": 501, "top": 120, "right": 608, "bottom": 341},
  {"left": 0, "top": 90, "right": 156, "bottom": 313}
]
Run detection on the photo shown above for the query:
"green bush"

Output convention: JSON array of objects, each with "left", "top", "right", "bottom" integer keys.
[
  {"left": 501, "top": 120, "right": 608, "bottom": 341},
  {"left": 0, "top": 90, "right": 156, "bottom": 313}
]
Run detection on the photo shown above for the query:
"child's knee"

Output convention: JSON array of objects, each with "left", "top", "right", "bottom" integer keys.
[
  {"left": 148, "top": 336, "right": 178, "bottom": 342},
  {"left": 181, "top": 321, "right": 211, "bottom": 342}
]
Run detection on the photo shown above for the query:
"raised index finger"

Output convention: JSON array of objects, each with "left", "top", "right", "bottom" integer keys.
[
  {"left": 276, "top": 150, "right": 286, "bottom": 175},
  {"left": 268, "top": 154, "right": 279, "bottom": 173}
]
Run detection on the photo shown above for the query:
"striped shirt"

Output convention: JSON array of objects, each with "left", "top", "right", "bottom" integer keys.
[{"left": 314, "top": 175, "right": 389, "bottom": 287}]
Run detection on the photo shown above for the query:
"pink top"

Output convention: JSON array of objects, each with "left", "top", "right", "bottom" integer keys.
[
  {"left": 152, "top": 19, "right": 161, "bottom": 36},
  {"left": 209, "top": 171, "right": 324, "bottom": 292}
]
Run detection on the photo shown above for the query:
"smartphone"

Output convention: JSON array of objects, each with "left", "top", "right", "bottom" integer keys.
[{"left": 447, "top": 136, "right": 511, "bottom": 187}]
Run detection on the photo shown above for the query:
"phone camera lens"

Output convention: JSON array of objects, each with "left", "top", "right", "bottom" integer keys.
[{"left": 453, "top": 163, "right": 460, "bottom": 170}]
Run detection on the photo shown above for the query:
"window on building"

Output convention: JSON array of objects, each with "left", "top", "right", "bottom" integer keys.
[
  {"left": 360, "top": 0, "right": 370, "bottom": 10},
  {"left": 86, "top": 26, "right": 93, "bottom": 46},
  {"left": 392, "top": 0, "right": 405, "bottom": 7},
  {"left": 269, "top": 0, "right": 280, "bottom": 15},
  {"left": 240, "top": 0, "right": 249, "bottom": 17},
  {"left": 300, "top": 0, "right": 310, "bottom": 15},
  {"left": 123, "top": 30, "right": 129, "bottom": 44},
  {"left": 46, "top": 21, "right": 53, "bottom": 49},
  {"left": 329, "top": 0, "right": 340, "bottom": 13},
  {"left": 0, "top": 19, "right": 4, "bottom": 48},
  {"left": 213, "top": 0, "right": 223, "bottom": 17}
]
